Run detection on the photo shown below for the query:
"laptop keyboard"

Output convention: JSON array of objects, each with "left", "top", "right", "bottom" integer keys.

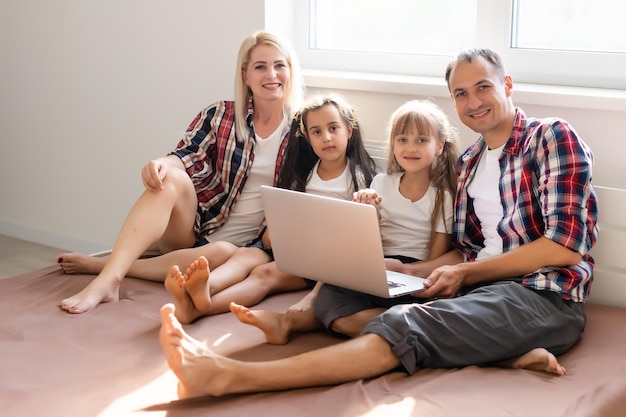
[{"left": 387, "top": 280, "right": 406, "bottom": 289}]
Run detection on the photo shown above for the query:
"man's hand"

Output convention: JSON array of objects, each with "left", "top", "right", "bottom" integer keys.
[{"left": 417, "top": 264, "right": 467, "bottom": 299}]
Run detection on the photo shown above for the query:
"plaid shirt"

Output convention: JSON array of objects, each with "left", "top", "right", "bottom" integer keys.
[
  {"left": 453, "top": 108, "right": 598, "bottom": 302},
  {"left": 171, "top": 100, "right": 288, "bottom": 245}
]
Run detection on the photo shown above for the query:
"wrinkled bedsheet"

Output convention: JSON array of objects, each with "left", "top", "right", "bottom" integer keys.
[{"left": 2, "top": 265, "right": 625, "bottom": 417}]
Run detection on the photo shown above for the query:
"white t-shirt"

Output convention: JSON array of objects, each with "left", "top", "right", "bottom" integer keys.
[
  {"left": 467, "top": 144, "right": 505, "bottom": 260},
  {"left": 208, "top": 118, "right": 288, "bottom": 246},
  {"left": 371, "top": 172, "right": 453, "bottom": 260},
  {"left": 305, "top": 160, "right": 356, "bottom": 200}
]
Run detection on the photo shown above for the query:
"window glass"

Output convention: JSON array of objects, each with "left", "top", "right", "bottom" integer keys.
[
  {"left": 284, "top": 0, "right": 626, "bottom": 89},
  {"left": 310, "top": 0, "right": 477, "bottom": 56},
  {"left": 512, "top": 0, "right": 626, "bottom": 54}
]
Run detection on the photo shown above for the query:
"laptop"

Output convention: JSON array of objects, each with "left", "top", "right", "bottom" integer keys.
[{"left": 260, "top": 185, "right": 426, "bottom": 298}]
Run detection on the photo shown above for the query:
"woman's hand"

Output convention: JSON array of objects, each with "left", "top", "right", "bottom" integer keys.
[{"left": 141, "top": 158, "right": 169, "bottom": 192}]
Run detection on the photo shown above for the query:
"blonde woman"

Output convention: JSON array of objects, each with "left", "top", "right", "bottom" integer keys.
[{"left": 57, "top": 31, "right": 304, "bottom": 314}]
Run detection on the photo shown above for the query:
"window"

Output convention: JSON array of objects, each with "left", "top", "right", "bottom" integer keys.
[
  {"left": 512, "top": 0, "right": 626, "bottom": 53},
  {"left": 287, "top": 0, "right": 626, "bottom": 89}
]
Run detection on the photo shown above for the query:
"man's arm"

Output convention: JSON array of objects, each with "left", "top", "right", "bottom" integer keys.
[{"left": 420, "top": 237, "right": 581, "bottom": 299}]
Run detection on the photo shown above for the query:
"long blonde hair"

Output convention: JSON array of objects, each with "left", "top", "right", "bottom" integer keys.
[
  {"left": 386, "top": 100, "right": 459, "bottom": 234},
  {"left": 234, "top": 31, "right": 305, "bottom": 141}
]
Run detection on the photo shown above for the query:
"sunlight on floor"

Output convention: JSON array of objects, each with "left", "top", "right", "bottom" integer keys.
[
  {"left": 211, "top": 332, "right": 232, "bottom": 347},
  {"left": 359, "top": 397, "right": 418, "bottom": 417},
  {"left": 98, "top": 372, "right": 177, "bottom": 417},
  {"left": 97, "top": 333, "right": 233, "bottom": 416}
]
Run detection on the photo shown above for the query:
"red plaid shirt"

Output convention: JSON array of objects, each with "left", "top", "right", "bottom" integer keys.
[
  {"left": 453, "top": 108, "right": 598, "bottom": 302},
  {"left": 172, "top": 100, "right": 288, "bottom": 245}
]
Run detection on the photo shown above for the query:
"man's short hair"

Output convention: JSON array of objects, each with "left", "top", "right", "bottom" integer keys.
[{"left": 445, "top": 48, "right": 507, "bottom": 85}]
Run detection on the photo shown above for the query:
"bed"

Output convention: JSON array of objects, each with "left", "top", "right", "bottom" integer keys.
[{"left": 1, "top": 186, "right": 625, "bottom": 417}]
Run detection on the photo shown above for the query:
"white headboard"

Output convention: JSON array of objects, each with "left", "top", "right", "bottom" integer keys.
[{"left": 587, "top": 186, "right": 626, "bottom": 307}]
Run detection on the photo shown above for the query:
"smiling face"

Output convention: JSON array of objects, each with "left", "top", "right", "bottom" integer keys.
[
  {"left": 243, "top": 43, "right": 291, "bottom": 105},
  {"left": 392, "top": 123, "right": 443, "bottom": 175},
  {"left": 447, "top": 55, "right": 515, "bottom": 148},
  {"left": 304, "top": 103, "right": 352, "bottom": 165}
]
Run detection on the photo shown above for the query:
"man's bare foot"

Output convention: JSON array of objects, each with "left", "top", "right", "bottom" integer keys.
[
  {"left": 184, "top": 256, "right": 212, "bottom": 312},
  {"left": 164, "top": 265, "right": 203, "bottom": 324},
  {"left": 57, "top": 253, "right": 108, "bottom": 275},
  {"left": 60, "top": 276, "right": 120, "bottom": 314},
  {"left": 230, "top": 302, "right": 290, "bottom": 345},
  {"left": 159, "top": 303, "right": 234, "bottom": 398},
  {"left": 506, "top": 348, "right": 566, "bottom": 376}
]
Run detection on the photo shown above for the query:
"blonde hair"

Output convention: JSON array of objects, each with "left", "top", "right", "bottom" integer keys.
[
  {"left": 234, "top": 31, "right": 305, "bottom": 141},
  {"left": 386, "top": 100, "right": 459, "bottom": 234}
]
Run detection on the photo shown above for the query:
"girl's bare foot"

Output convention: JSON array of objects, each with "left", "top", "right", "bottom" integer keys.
[
  {"left": 164, "top": 265, "right": 203, "bottom": 324},
  {"left": 184, "top": 256, "right": 212, "bottom": 312},
  {"left": 287, "top": 294, "right": 315, "bottom": 313},
  {"left": 230, "top": 302, "right": 290, "bottom": 345},
  {"left": 60, "top": 277, "right": 120, "bottom": 314},
  {"left": 506, "top": 348, "right": 566, "bottom": 376},
  {"left": 159, "top": 303, "right": 233, "bottom": 398},
  {"left": 57, "top": 253, "right": 108, "bottom": 275}
]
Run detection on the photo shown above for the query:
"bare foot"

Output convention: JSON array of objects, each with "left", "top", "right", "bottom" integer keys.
[
  {"left": 159, "top": 303, "right": 233, "bottom": 398},
  {"left": 60, "top": 276, "right": 120, "bottom": 314},
  {"left": 164, "top": 265, "right": 203, "bottom": 324},
  {"left": 506, "top": 348, "right": 566, "bottom": 376},
  {"left": 287, "top": 294, "right": 315, "bottom": 313},
  {"left": 57, "top": 253, "right": 108, "bottom": 275},
  {"left": 184, "top": 256, "right": 212, "bottom": 312},
  {"left": 230, "top": 302, "right": 290, "bottom": 345}
]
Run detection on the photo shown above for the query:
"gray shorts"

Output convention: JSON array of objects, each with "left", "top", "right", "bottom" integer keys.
[{"left": 314, "top": 281, "right": 586, "bottom": 374}]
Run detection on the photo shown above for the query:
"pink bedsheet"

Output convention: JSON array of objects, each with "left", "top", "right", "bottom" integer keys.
[{"left": 2, "top": 265, "right": 625, "bottom": 417}]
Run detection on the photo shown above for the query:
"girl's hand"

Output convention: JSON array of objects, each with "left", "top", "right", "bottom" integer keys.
[
  {"left": 353, "top": 188, "right": 382, "bottom": 207},
  {"left": 384, "top": 258, "right": 405, "bottom": 273},
  {"left": 141, "top": 158, "right": 168, "bottom": 192},
  {"left": 287, "top": 294, "right": 315, "bottom": 312},
  {"left": 261, "top": 228, "right": 272, "bottom": 249}
]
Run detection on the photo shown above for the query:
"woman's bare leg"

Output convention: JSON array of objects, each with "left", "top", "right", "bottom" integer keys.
[
  {"left": 58, "top": 241, "right": 238, "bottom": 283},
  {"left": 57, "top": 253, "right": 109, "bottom": 275},
  {"left": 159, "top": 303, "right": 401, "bottom": 398},
  {"left": 60, "top": 169, "right": 197, "bottom": 314}
]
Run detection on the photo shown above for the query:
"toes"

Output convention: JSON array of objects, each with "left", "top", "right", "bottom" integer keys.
[{"left": 161, "top": 303, "right": 176, "bottom": 319}]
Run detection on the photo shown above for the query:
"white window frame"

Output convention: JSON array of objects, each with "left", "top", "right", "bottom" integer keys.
[{"left": 265, "top": 0, "right": 626, "bottom": 111}]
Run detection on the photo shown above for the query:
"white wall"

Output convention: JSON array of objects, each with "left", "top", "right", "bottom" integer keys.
[
  {"left": 1, "top": 0, "right": 624, "bottom": 254},
  {"left": 0, "top": 0, "right": 265, "bottom": 253},
  {"left": 304, "top": 87, "right": 626, "bottom": 193}
]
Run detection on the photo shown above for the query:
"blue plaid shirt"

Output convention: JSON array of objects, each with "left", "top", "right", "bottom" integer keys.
[
  {"left": 171, "top": 100, "right": 289, "bottom": 245},
  {"left": 453, "top": 108, "right": 598, "bottom": 302}
]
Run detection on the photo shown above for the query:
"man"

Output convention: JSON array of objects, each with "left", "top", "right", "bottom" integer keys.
[{"left": 159, "top": 48, "right": 598, "bottom": 398}]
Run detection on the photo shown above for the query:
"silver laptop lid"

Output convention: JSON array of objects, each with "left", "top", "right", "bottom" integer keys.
[{"left": 260, "top": 185, "right": 396, "bottom": 297}]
